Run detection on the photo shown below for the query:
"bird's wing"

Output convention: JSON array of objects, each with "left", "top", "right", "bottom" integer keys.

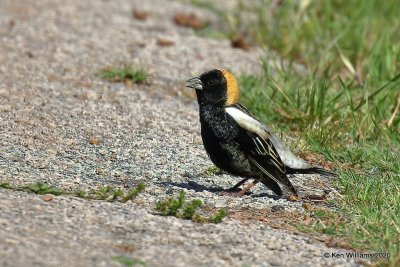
[
  {"left": 226, "top": 105, "right": 297, "bottom": 195},
  {"left": 230, "top": 104, "right": 313, "bottom": 170}
]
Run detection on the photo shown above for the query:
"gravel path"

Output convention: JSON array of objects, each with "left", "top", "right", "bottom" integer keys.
[{"left": 0, "top": 0, "right": 359, "bottom": 266}]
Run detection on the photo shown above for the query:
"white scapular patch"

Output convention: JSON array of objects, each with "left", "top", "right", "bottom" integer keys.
[
  {"left": 226, "top": 106, "right": 313, "bottom": 170},
  {"left": 225, "top": 107, "right": 270, "bottom": 140}
]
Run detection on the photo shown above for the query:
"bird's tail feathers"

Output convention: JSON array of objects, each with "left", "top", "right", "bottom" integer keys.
[{"left": 287, "top": 167, "right": 337, "bottom": 178}]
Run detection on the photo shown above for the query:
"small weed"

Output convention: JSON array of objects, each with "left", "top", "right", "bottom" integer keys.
[
  {"left": 97, "top": 65, "right": 148, "bottom": 84},
  {"left": 86, "top": 183, "right": 145, "bottom": 202},
  {"left": 156, "top": 190, "right": 228, "bottom": 223},
  {"left": 209, "top": 208, "right": 228, "bottom": 224},
  {"left": 112, "top": 188, "right": 124, "bottom": 200},
  {"left": 112, "top": 255, "right": 146, "bottom": 267},
  {"left": 0, "top": 183, "right": 14, "bottom": 189},
  {"left": 156, "top": 190, "right": 185, "bottom": 216},
  {"left": 73, "top": 190, "right": 86, "bottom": 198},
  {"left": 0, "top": 182, "right": 145, "bottom": 203},
  {"left": 204, "top": 166, "right": 223, "bottom": 175},
  {"left": 121, "top": 182, "right": 145, "bottom": 203},
  {"left": 24, "top": 182, "right": 64, "bottom": 196},
  {"left": 182, "top": 199, "right": 203, "bottom": 219},
  {"left": 92, "top": 185, "right": 115, "bottom": 200}
]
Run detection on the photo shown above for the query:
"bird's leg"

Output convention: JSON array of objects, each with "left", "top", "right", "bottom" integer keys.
[
  {"left": 235, "top": 179, "right": 260, "bottom": 197},
  {"left": 227, "top": 177, "right": 250, "bottom": 191},
  {"left": 219, "top": 177, "right": 250, "bottom": 196}
]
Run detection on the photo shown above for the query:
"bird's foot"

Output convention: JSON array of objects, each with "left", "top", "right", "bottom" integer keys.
[
  {"left": 235, "top": 181, "right": 258, "bottom": 197},
  {"left": 219, "top": 180, "right": 259, "bottom": 197},
  {"left": 218, "top": 178, "right": 249, "bottom": 196}
]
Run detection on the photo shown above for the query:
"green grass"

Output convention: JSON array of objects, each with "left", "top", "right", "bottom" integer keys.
[
  {"left": 186, "top": 0, "right": 400, "bottom": 265},
  {"left": 0, "top": 182, "right": 145, "bottom": 202},
  {"left": 231, "top": 1, "right": 400, "bottom": 265},
  {"left": 112, "top": 255, "right": 146, "bottom": 267},
  {"left": 249, "top": 0, "right": 400, "bottom": 79},
  {"left": 156, "top": 190, "right": 186, "bottom": 216},
  {"left": 156, "top": 190, "right": 228, "bottom": 224},
  {"left": 0, "top": 182, "right": 64, "bottom": 195},
  {"left": 204, "top": 166, "right": 223, "bottom": 175},
  {"left": 208, "top": 207, "right": 228, "bottom": 224},
  {"left": 122, "top": 182, "right": 146, "bottom": 203},
  {"left": 25, "top": 182, "right": 65, "bottom": 195},
  {"left": 97, "top": 65, "right": 148, "bottom": 84}
]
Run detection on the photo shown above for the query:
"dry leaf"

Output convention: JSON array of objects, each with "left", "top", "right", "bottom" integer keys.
[
  {"left": 124, "top": 79, "right": 133, "bottom": 87},
  {"left": 132, "top": 10, "right": 149, "bottom": 21},
  {"left": 307, "top": 194, "right": 327, "bottom": 201},
  {"left": 157, "top": 38, "right": 175, "bottom": 47},
  {"left": 231, "top": 36, "right": 250, "bottom": 51},
  {"left": 9, "top": 19, "right": 16, "bottom": 28},
  {"left": 173, "top": 13, "right": 206, "bottom": 29}
]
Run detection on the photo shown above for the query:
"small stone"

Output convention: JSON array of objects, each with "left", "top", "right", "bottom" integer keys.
[
  {"left": 132, "top": 10, "right": 149, "bottom": 21},
  {"left": 157, "top": 38, "right": 175, "bottom": 47},
  {"left": 302, "top": 203, "right": 314, "bottom": 211},
  {"left": 268, "top": 258, "right": 282, "bottom": 266},
  {"left": 287, "top": 195, "right": 299, "bottom": 202},
  {"left": 215, "top": 200, "right": 226, "bottom": 208},
  {"left": 231, "top": 36, "right": 251, "bottom": 51},
  {"left": 307, "top": 194, "right": 326, "bottom": 201},
  {"left": 89, "top": 137, "right": 101, "bottom": 145},
  {"left": 96, "top": 168, "right": 105, "bottom": 175},
  {"left": 0, "top": 105, "right": 11, "bottom": 112},
  {"left": 271, "top": 205, "right": 285, "bottom": 212},
  {"left": 0, "top": 89, "right": 9, "bottom": 97},
  {"left": 9, "top": 19, "right": 16, "bottom": 28},
  {"left": 43, "top": 194, "right": 54, "bottom": 202},
  {"left": 124, "top": 79, "right": 133, "bottom": 87},
  {"left": 323, "top": 189, "right": 332, "bottom": 195}
]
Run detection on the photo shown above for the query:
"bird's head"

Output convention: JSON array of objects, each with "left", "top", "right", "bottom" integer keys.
[{"left": 186, "top": 69, "right": 240, "bottom": 107}]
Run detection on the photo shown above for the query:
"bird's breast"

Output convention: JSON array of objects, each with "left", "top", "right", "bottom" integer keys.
[
  {"left": 199, "top": 107, "right": 238, "bottom": 141},
  {"left": 199, "top": 117, "right": 252, "bottom": 175}
]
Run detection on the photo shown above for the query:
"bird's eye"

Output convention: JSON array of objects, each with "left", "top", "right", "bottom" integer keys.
[{"left": 208, "top": 80, "right": 216, "bottom": 86}]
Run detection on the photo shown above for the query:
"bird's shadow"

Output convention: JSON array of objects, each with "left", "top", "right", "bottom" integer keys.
[
  {"left": 158, "top": 181, "right": 224, "bottom": 193},
  {"left": 158, "top": 181, "right": 281, "bottom": 200}
]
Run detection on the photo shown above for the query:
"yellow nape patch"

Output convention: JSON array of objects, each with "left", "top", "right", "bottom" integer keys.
[{"left": 221, "top": 69, "right": 240, "bottom": 106}]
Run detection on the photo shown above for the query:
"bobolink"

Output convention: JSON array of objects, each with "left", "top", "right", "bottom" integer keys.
[{"left": 186, "top": 69, "right": 335, "bottom": 197}]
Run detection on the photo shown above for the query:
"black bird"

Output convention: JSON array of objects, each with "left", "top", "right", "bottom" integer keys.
[{"left": 186, "top": 69, "right": 335, "bottom": 197}]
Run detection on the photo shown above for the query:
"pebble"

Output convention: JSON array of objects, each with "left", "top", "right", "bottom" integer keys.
[
  {"left": 271, "top": 205, "right": 285, "bottom": 212},
  {"left": 42, "top": 194, "right": 54, "bottom": 202}
]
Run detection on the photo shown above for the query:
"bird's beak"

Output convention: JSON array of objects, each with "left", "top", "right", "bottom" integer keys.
[{"left": 186, "top": 77, "right": 203, "bottom": 90}]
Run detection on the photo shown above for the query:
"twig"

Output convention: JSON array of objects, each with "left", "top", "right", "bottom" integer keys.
[
  {"left": 387, "top": 94, "right": 400, "bottom": 127},
  {"left": 355, "top": 72, "right": 400, "bottom": 111}
]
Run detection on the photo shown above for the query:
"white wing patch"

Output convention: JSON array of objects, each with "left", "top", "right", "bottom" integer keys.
[
  {"left": 226, "top": 106, "right": 314, "bottom": 170},
  {"left": 225, "top": 107, "right": 270, "bottom": 140}
]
